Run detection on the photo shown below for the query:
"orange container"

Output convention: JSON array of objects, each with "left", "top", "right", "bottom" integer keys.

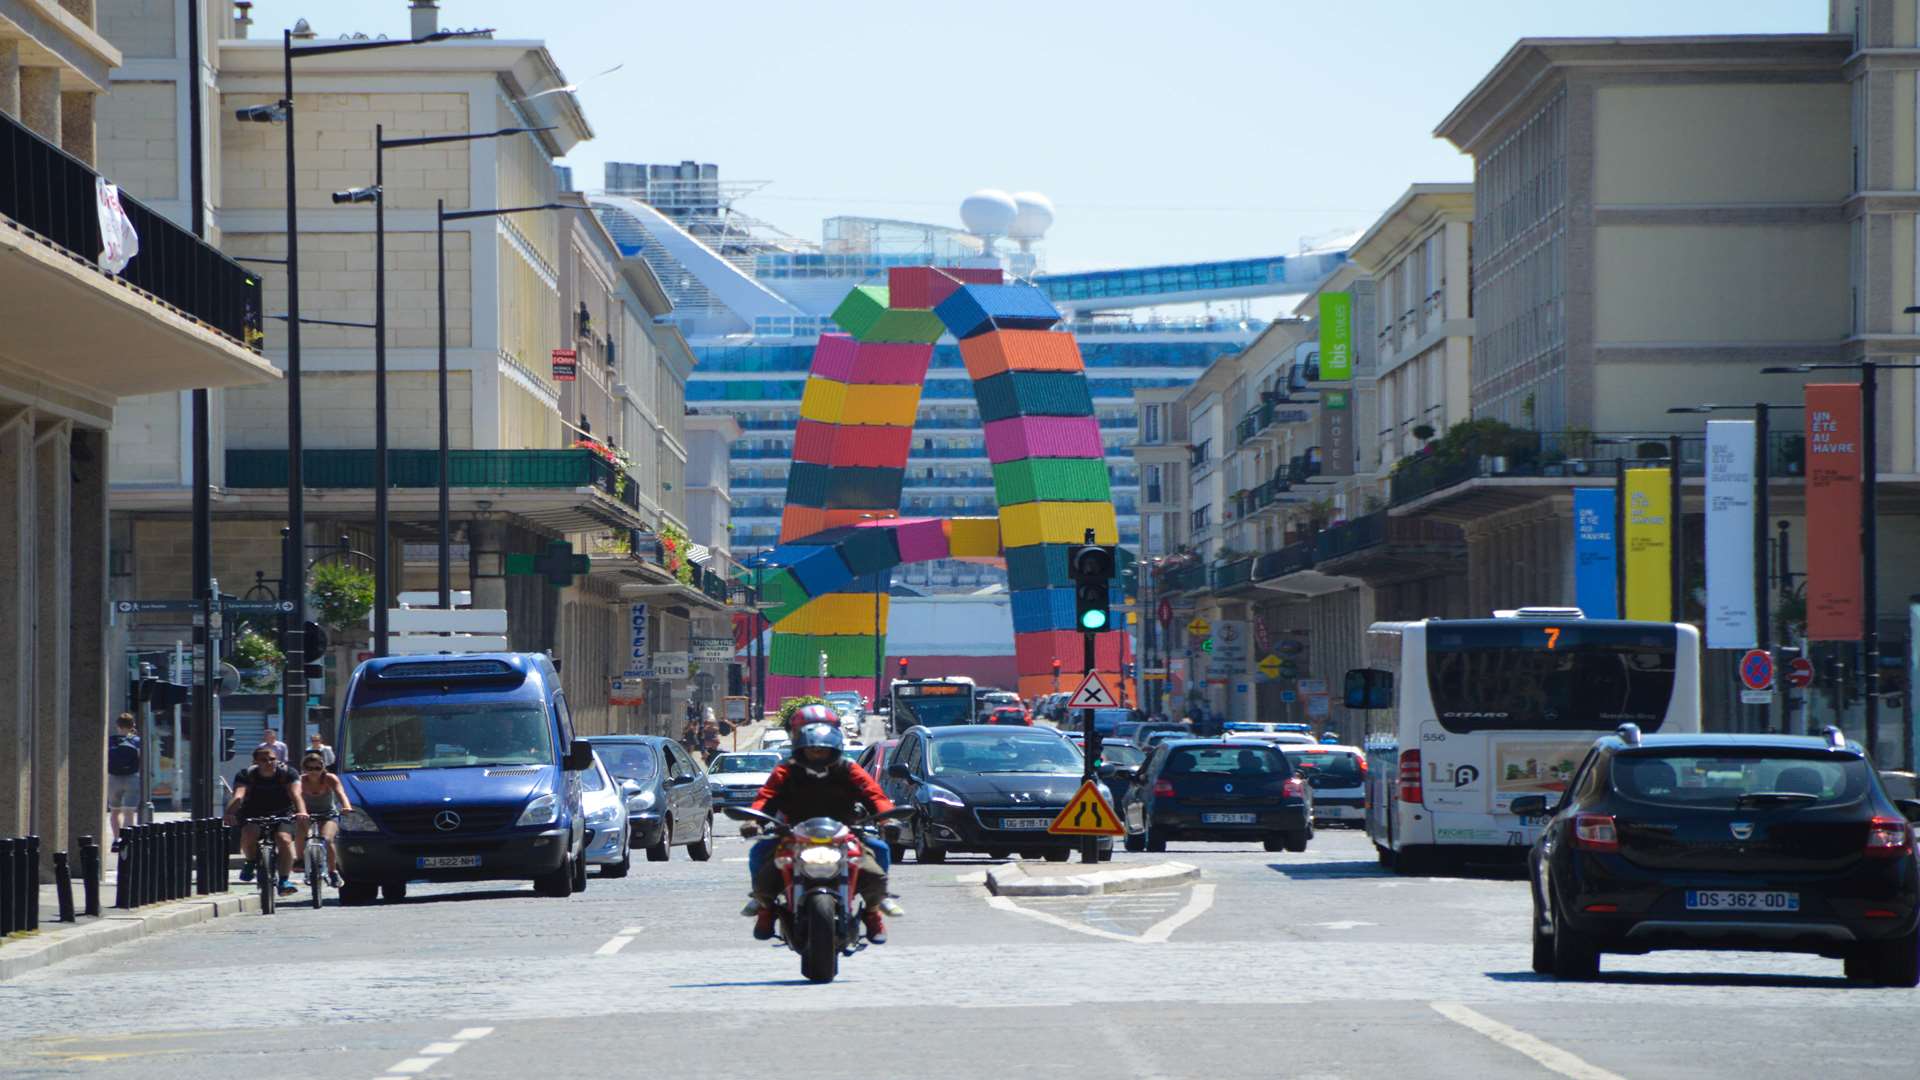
[
  {"left": 779, "top": 505, "right": 828, "bottom": 542},
  {"left": 959, "top": 329, "right": 1084, "bottom": 381}
]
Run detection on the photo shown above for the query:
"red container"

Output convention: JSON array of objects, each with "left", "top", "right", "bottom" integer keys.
[
  {"left": 888, "top": 266, "right": 1006, "bottom": 310},
  {"left": 1014, "top": 630, "right": 1128, "bottom": 674},
  {"left": 811, "top": 333, "right": 858, "bottom": 382},
  {"left": 846, "top": 341, "right": 934, "bottom": 385},
  {"left": 792, "top": 419, "right": 837, "bottom": 464},
  {"left": 827, "top": 425, "right": 913, "bottom": 468}
]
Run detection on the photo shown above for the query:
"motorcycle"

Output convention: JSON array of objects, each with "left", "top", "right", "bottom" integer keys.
[{"left": 724, "top": 804, "right": 914, "bottom": 984}]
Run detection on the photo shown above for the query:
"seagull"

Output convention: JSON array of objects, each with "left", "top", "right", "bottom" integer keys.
[{"left": 521, "top": 64, "right": 624, "bottom": 101}]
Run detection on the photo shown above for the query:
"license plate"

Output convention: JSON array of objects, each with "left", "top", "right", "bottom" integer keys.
[
  {"left": 1684, "top": 889, "right": 1799, "bottom": 912},
  {"left": 1203, "top": 812, "right": 1258, "bottom": 824},
  {"left": 416, "top": 855, "right": 481, "bottom": 869},
  {"left": 1001, "top": 818, "right": 1051, "bottom": 830}
]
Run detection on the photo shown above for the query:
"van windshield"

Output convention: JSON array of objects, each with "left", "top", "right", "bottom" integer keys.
[{"left": 343, "top": 703, "right": 553, "bottom": 771}]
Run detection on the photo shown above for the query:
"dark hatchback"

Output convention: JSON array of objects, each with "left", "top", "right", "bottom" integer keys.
[
  {"left": 1520, "top": 727, "right": 1920, "bottom": 985},
  {"left": 888, "top": 725, "right": 1114, "bottom": 862},
  {"left": 584, "top": 736, "right": 715, "bottom": 862},
  {"left": 1121, "top": 739, "right": 1312, "bottom": 853}
]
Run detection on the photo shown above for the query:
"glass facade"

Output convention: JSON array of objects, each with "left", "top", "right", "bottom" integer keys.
[{"left": 1472, "top": 89, "right": 1568, "bottom": 429}]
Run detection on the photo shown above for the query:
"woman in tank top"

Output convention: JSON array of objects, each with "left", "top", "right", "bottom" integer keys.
[{"left": 295, "top": 751, "right": 354, "bottom": 887}]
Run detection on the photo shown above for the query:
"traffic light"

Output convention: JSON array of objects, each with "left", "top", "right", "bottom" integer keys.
[
  {"left": 302, "top": 620, "right": 328, "bottom": 683},
  {"left": 149, "top": 681, "right": 189, "bottom": 710},
  {"left": 221, "top": 727, "right": 236, "bottom": 758},
  {"left": 1051, "top": 658, "right": 1062, "bottom": 674},
  {"left": 158, "top": 730, "right": 176, "bottom": 758},
  {"left": 1067, "top": 544, "right": 1116, "bottom": 633}
]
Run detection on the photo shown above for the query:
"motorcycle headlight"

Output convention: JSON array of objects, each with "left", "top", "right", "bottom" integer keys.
[
  {"left": 926, "top": 786, "right": 966, "bottom": 808},
  {"left": 516, "top": 793, "right": 558, "bottom": 827},
  {"left": 584, "top": 803, "right": 619, "bottom": 827},
  {"left": 339, "top": 807, "right": 376, "bottom": 833},
  {"left": 796, "top": 845, "right": 846, "bottom": 880},
  {"left": 625, "top": 789, "right": 657, "bottom": 812}
]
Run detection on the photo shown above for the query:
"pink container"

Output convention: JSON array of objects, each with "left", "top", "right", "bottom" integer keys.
[
  {"left": 765, "top": 674, "right": 874, "bottom": 707},
  {"left": 890, "top": 518, "right": 951, "bottom": 563},
  {"left": 810, "top": 334, "right": 858, "bottom": 382},
  {"left": 982, "top": 415, "right": 1104, "bottom": 463},
  {"left": 845, "top": 341, "right": 933, "bottom": 385}
]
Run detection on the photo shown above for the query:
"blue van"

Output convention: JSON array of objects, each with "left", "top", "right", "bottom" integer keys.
[{"left": 332, "top": 653, "right": 594, "bottom": 904}]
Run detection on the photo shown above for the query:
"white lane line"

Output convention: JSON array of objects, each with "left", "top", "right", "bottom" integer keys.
[
  {"left": 452, "top": 1028, "right": 494, "bottom": 1041},
  {"left": 375, "top": 1026, "right": 495, "bottom": 1079},
  {"left": 987, "top": 883, "right": 1215, "bottom": 944},
  {"left": 1308, "top": 920, "right": 1377, "bottom": 930},
  {"left": 418, "top": 1043, "right": 464, "bottom": 1055},
  {"left": 1431, "top": 1002, "right": 1627, "bottom": 1080},
  {"left": 595, "top": 932, "right": 639, "bottom": 956},
  {"left": 1138, "top": 883, "right": 1215, "bottom": 943},
  {"left": 386, "top": 1060, "right": 439, "bottom": 1075},
  {"left": 987, "top": 895, "right": 1138, "bottom": 942}
]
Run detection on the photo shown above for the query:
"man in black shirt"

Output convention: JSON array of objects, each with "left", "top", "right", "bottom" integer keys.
[{"left": 224, "top": 747, "right": 306, "bottom": 896}]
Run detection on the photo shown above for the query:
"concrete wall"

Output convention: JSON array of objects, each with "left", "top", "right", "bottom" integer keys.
[
  {"left": 223, "top": 372, "right": 473, "bottom": 451},
  {"left": 95, "top": 81, "right": 177, "bottom": 201},
  {"left": 1594, "top": 84, "right": 1851, "bottom": 204},
  {"left": 97, "top": 0, "right": 177, "bottom": 59},
  {"left": 1593, "top": 224, "right": 1850, "bottom": 344},
  {"left": 109, "top": 391, "right": 182, "bottom": 484},
  {"left": 218, "top": 91, "right": 473, "bottom": 212},
  {"left": 221, "top": 230, "right": 471, "bottom": 354}
]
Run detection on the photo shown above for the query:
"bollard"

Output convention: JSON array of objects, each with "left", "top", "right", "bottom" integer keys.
[
  {"left": 0, "top": 837, "right": 15, "bottom": 935},
  {"left": 113, "top": 827, "right": 132, "bottom": 909},
  {"left": 176, "top": 823, "right": 191, "bottom": 900},
  {"left": 140, "top": 825, "right": 156, "bottom": 907},
  {"left": 78, "top": 836, "right": 101, "bottom": 917},
  {"left": 193, "top": 819, "right": 208, "bottom": 896},
  {"left": 53, "top": 850, "right": 76, "bottom": 923},
  {"left": 163, "top": 823, "right": 179, "bottom": 901},
  {"left": 22, "top": 836, "right": 39, "bottom": 932}
]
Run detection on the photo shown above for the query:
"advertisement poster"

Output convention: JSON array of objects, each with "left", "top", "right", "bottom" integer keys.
[
  {"left": 1704, "top": 420, "right": 1757, "bottom": 649},
  {"left": 1572, "top": 488, "right": 1618, "bottom": 618},
  {"left": 1493, "top": 741, "right": 1588, "bottom": 804},
  {"left": 1317, "top": 292, "right": 1352, "bottom": 381},
  {"left": 1622, "top": 467, "right": 1672, "bottom": 621},
  {"left": 1805, "top": 384, "right": 1862, "bottom": 640}
]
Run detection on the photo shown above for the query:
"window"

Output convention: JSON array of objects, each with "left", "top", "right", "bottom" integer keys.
[
  {"left": 1191, "top": 505, "right": 1211, "bottom": 531},
  {"left": 1145, "top": 464, "right": 1164, "bottom": 504},
  {"left": 1143, "top": 404, "right": 1163, "bottom": 444}
]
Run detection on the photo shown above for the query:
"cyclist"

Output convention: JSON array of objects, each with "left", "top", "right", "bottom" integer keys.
[
  {"left": 294, "top": 751, "right": 353, "bottom": 887},
  {"left": 225, "top": 746, "right": 307, "bottom": 896}
]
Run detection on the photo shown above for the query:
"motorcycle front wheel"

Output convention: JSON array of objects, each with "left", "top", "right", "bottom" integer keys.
[{"left": 799, "top": 892, "right": 840, "bottom": 984}]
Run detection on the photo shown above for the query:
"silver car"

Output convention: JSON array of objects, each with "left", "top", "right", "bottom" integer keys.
[
  {"left": 706, "top": 750, "right": 784, "bottom": 809},
  {"left": 582, "top": 752, "right": 632, "bottom": 877}
]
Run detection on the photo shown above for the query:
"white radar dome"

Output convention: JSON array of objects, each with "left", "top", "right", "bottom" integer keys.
[
  {"left": 1009, "top": 192, "right": 1055, "bottom": 240},
  {"left": 960, "top": 189, "right": 1018, "bottom": 237}
]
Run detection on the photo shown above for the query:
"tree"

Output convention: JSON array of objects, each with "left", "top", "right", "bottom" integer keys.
[
  {"left": 777, "top": 695, "right": 827, "bottom": 728},
  {"left": 310, "top": 561, "right": 375, "bottom": 632}
]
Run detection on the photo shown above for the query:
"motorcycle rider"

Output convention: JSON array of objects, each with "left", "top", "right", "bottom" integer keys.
[{"left": 742, "top": 706, "right": 904, "bottom": 943}]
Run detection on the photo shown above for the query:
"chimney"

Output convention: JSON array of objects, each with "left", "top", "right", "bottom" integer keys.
[
  {"left": 410, "top": 0, "right": 439, "bottom": 39},
  {"left": 232, "top": 1, "right": 252, "bottom": 38}
]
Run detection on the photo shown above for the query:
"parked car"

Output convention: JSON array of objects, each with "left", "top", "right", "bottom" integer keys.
[
  {"left": 856, "top": 738, "right": 906, "bottom": 850},
  {"left": 1282, "top": 743, "right": 1368, "bottom": 826},
  {"left": 585, "top": 735, "right": 715, "bottom": 862},
  {"left": 888, "top": 725, "right": 1114, "bottom": 862},
  {"left": 977, "top": 689, "right": 1022, "bottom": 722},
  {"left": 581, "top": 751, "right": 633, "bottom": 877},
  {"left": 1519, "top": 726, "right": 1920, "bottom": 985},
  {"left": 1121, "top": 739, "right": 1312, "bottom": 854},
  {"left": 706, "top": 751, "right": 785, "bottom": 810}
]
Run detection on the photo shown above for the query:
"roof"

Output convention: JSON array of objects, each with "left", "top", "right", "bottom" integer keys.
[
  {"left": 1614, "top": 733, "right": 1861, "bottom": 753},
  {"left": 1345, "top": 184, "right": 1474, "bottom": 274},
  {"left": 921, "top": 725, "right": 1069, "bottom": 739}
]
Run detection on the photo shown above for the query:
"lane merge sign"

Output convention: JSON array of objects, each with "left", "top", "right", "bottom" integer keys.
[
  {"left": 1049, "top": 780, "right": 1124, "bottom": 837},
  {"left": 1067, "top": 671, "right": 1117, "bottom": 709}
]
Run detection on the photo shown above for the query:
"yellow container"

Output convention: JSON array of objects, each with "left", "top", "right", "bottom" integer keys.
[
  {"left": 799, "top": 377, "right": 848, "bottom": 423},
  {"left": 944, "top": 517, "right": 1002, "bottom": 558},
  {"left": 775, "top": 593, "right": 891, "bottom": 635},
  {"left": 842, "top": 383, "right": 921, "bottom": 427},
  {"left": 998, "top": 501, "right": 1117, "bottom": 548}
]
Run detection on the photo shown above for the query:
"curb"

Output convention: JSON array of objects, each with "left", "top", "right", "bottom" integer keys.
[
  {"left": 0, "top": 891, "right": 259, "bottom": 982},
  {"left": 985, "top": 861, "right": 1200, "bottom": 897}
]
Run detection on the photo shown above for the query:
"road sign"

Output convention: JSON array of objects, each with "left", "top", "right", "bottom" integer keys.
[
  {"left": 1257, "top": 654, "right": 1282, "bottom": 679},
  {"left": 1280, "top": 689, "right": 1298, "bottom": 703},
  {"left": 1048, "top": 780, "right": 1124, "bottom": 837},
  {"left": 1067, "top": 671, "right": 1117, "bottom": 709},
  {"left": 1254, "top": 619, "right": 1271, "bottom": 653},
  {"left": 1212, "top": 620, "right": 1249, "bottom": 664},
  {"left": 506, "top": 540, "right": 590, "bottom": 586},
  {"left": 1187, "top": 617, "right": 1210, "bottom": 638},
  {"left": 1788, "top": 657, "right": 1814, "bottom": 689},
  {"left": 1297, "top": 678, "right": 1327, "bottom": 696},
  {"left": 1740, "top": 689, "right": 1776, "bottom": 705},
  {"left": 609, "top": 677, "right": 645, "bottom": 707},
  {"left": 1157, "top": 598, "right": 1173, "bottom": 625},
  {"left": 222, "top": 599, "right": 294, "bottom": 614},
  {"left": 1275, "top": 640, "right": 1306, "bottom": 656},
  {"left": 117, "top": 599, "right": 198, "bottom": 613},
  {"left": 1201, "top": 638, "right": 1213, "bottom": 654},
  {"left": 1141, "top": 672, "right": 1168, "bottom": 681},
  {"left": 1306, "top": 695, "right": 1330, "bottom": 718},
  {"left": 1738, "top": 649, "right": 1774, "bottom": 692}
]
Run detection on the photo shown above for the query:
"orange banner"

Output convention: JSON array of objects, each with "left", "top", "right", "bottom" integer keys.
[{"left": 1805, "top": 384, "right": 1862, "bottom": 640}]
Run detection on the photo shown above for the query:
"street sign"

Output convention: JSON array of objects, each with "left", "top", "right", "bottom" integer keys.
[
  {"left": 1047, "top": 780, "right": 1124, "bottom": 837},
  {"left": 505, "top": 540, "right": 590, "bottom": 586},
  {"left": 1788, "top": 657, "right": 1814, "bottom": 689},
  {"left": 222, "top": 599, "right": 294, "bottom": 614},
  {"left": 1187, "top": 617, "right": 1210, "bottom": 638},
  {"left": 692, "top": 637, "right": 736, "bottom": 662},
  {"left": 724, "top": 696, "right": 748, "bottom": 722},
  {"left": 1257, "top": 654, "right": 1282, "bottom": 679},
  {"left": 651, "top": 652, "right": 691, "bottom": 679},
  {"left": 1740, "top": 689, "right": 1776, "bottom": 705},
  {"left": 1306, "top": 695, "right": 1330, "bottom": 718},
  {"left": 1212, "top": 620, "right": 1249, "bottom": 664},
  {"left": 1201, "top": 639, "right": 1213, "bottom": 654},
  {"left": 1738, "top": 649, "right": 1774, "bottom": 692},
  {"left": 1280, "top": 690, "right": 1298, "bottom": 703},
  {"left": 117, "top": 599, "right": 197, "bottom": 613},
  {"left": 1067, "top": 671, "right": 1117, "bottom": 709},
  {"left": 1297, "top": 678, "right": 1327, "bottom": 696},
  {"left": 609, "top": 677, "right": 645, "bottom": 707},
  {"left": 1279, "top": 659, "right": 1298, "bottom": 678},
  {"left": 1141, "top": 672, "right": 1168, "bottom": 681},
  {"left": 1254, "top": 619, "right": 1271, "bottom": 653},
  {"left": 1157, "top": 598, "right": 1173, "bottom": 625}
]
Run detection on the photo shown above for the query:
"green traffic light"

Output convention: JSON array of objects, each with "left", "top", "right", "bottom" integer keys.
[{"left": 1081, "top": 609, "right": 1109, "bottom": 630}]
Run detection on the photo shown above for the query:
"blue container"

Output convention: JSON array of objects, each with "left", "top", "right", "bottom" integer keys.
[
  {"left": 935, "top": 284, "right": 1062, "bottom": 339},
  {"left": 1005, "top": 544, "right": 1072, "bottom": 591},
  {"left": 973, "top": 371, "right": 1095, "bottom": 423},
  {"left": 784, "top": 461, "right": 829, "bottom": 508},
  {"left": 1010, "top": 587, "right": 1078, "bottom": 633},
  {"left": 787, "top": 545, "right": 854, "bottom": 596}
]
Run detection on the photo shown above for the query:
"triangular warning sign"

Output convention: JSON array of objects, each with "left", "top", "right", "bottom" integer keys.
[
  {"left": 1067, "top": 671, "right": 1117, "bottom": 709},
  {"left": 1049, "top": 779, "right": 1124, "bottom": 837}
]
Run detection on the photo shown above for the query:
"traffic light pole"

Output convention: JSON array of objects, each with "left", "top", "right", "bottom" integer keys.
[{"left": 1081, "top": 626, "right": 1098, "bottom": 865}]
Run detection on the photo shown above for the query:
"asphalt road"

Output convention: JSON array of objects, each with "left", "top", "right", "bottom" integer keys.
[{"left": 2, "top": 744, "right": 1914, "bottom": 1079}]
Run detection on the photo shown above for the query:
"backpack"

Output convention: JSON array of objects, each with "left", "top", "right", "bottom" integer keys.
[{"left": 107, "top": 735, "right": 140, "bottom": 776}]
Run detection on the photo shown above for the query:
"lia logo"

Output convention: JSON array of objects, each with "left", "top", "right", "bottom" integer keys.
[{"left": 1431, "top": 762, "right": 1481, "bottom": 788}]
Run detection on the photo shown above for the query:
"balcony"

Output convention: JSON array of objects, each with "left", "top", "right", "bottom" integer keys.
[
  {"left": 1162, "top": 561, "right": 1208, "bottom": 593},
  {"left": 1211, "top": 556, "right": 1255, "bottom": 592},
  {"left": 1, "top": 108, "right": 274, "bottom": 399}
]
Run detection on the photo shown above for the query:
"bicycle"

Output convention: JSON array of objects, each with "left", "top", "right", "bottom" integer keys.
[
  {"left": 242, "top": 815, "right": 296, "bottom": 915},
  {"left": 301, "top": 811, "right": 339, "bottom": 910}
]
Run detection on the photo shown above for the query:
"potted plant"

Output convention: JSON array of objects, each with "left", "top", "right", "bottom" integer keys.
[
  {"left": 1411, "top": 423, "right": 1436, "bottom": 442},
  {"left": 310, "top": 561, "right": 375, "bottom": 634}
]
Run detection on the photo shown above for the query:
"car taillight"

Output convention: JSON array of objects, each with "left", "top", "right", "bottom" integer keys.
[
  {"left": 1152, "top": 779, "right": 1176, "bottom": 798},
  {"left": 1282, "top": 775, "right": 1306, "bottom": 800},
  {"left": 1573, "top": 813, "right": 1619, "bottom": 853},
  {"left": 1397, "top": 750, "right": 1422, "bottom": 804},
  {"left": 1866, "top": 816, "right": 1914, "bottom": 858}
]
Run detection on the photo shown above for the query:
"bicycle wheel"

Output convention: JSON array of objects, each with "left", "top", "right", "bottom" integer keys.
[
  {"left": 306, "top": 844, "right": 323, "bottom": 909},
  {"left": 258, "top": 842, "right": 276, "bottom": 915}
]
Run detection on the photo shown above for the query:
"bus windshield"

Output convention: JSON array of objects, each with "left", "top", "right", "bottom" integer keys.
[
  {"left": 1425, "top": 622, "right": 1677, "bottom": 733},
  {"left": 894, "top": 686, "right": 974, "bottom": 728}
]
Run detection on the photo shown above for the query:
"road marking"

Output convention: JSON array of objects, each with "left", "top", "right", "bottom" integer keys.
[
  {"left": 1138, "top": 883, "right": 1214, "bottom": 943},
  {"left": 1431, "top": 1002, "right": 1626, "bottom": 1080},
  {"left": 954, "top": 870, "right": 988, "bottom": 885},
  {"left": 451, "top": 1028, "right": 494, "bottom": 1041},
  {"left": 1309, "top": 920, "right": 1377, "bottom": 930},
  {"left": 371, "top": 1026, "right": 495, "bottom": 1077},
  {"left": 418, "top": 1043, "right": 464, "bottom": 1055},
  {"left": 987, "top": 883, "right": 1214, "bottom": 944},
  {"left": 595, "top": 926, "right": 643, "bottom": 956},
  {"left": 987, "top": 894, "right": 1137, "bottom": 942},
  {"left": 387, "top": 1059, "right": 439, "bottom": 1074}
]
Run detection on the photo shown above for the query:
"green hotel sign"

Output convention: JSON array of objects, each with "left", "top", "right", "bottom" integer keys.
[{"left": 1318, "top": 292, "right": 1352, "bottom": 381}]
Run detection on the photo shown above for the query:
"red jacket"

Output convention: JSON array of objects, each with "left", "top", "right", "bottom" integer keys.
[{"left": 752, "top": 760, "right": 893, "bottom": 824}]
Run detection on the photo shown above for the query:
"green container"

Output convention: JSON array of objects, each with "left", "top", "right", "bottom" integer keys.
[
  {"left": 830, "top": 286, "right": 890, "bottom": 339},
  {"left": 992, "top": 457, "right": 1112, "bottom": 505},
  {"left": 770, "top": 632, "right": 882, "bottom": 678},
  {"left": 757, "top": 568, "right": 807, "bottom": 625},
  {"left": 860, "top": 308, "right": 946, "bottom": 344}
]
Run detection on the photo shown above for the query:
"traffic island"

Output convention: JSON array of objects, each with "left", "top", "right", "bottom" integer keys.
[{"left": 985, "top": 860, "right": 1199, "bottom": 897}]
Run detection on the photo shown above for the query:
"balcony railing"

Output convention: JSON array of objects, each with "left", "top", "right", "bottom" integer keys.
[
  {"left": 1211, "top": 557, "right": 1254, "bottom": 591},
  {"left": 1163, "top": 562, "right": 1207, "bottom": 593},
  {"left": 2, "top": 108, "right": 261, "bottom": 350},
  {"left": 1386, "top": 431, "right": 1805, "bottom": 508},
  {"left": 1314, "top": 510, "right": 1387, "bottom": 562},
  {"left": 225, "top": 449, "right": 640, "bottom": 511},
  {"left": 1253, "top": 539, "right": 1316, "bottom": 581}
]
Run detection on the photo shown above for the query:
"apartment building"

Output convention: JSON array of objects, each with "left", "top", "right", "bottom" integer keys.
[{"left": 1, "top": 0, "right": 279, "bottom": 858}]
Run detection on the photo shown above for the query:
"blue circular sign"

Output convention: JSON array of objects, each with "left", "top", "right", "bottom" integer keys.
[{"left": 1739, "top": 649, "right": 1773, "bottom": 692}]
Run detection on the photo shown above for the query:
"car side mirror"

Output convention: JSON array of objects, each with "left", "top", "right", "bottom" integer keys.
[
  {"left": 563, "top": 739, "right": 593, "bottom": 772},
  {"left": 1343, "top": 668, "right": 1394, "bottom": 710},
  {"left": 619, "top": 779, "right": 644, "bottom": 798},
  {"left": 887, "top": 762, "right": 911, "bottom": 780},
  {"left": 1509, "top": 795, "right": 1551, "bottom": 817},
  {"left": 1894, "top": 797, "right": 1920, "bottom": 824},
  {"left": 1131, "top": 766, "right": 1150, "bottom": 783}
]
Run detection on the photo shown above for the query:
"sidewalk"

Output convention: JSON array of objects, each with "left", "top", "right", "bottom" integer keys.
[{"left": 3, "top": 858, "right": 257, "bottom": 981}]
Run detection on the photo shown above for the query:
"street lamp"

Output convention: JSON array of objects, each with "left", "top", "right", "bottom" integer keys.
[
  {"left": 230, "top": 22, "right": 493, "bottom": 757},
  {"left": 436, "top": 200, "right": 574, "bottom": 608},
  {"left": 332, "top": 124, "right": 553, "bottom": 654}
]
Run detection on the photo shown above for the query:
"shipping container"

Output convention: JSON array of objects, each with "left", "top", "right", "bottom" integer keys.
[
  {"left": 830, "top": 286, "right": 891, "bottom": 339},
  {"left": 775, "top": 593, "right": 891, "bottom": 637},
  {"left": 817, "top": 465, "right": 905, "bottom": 511},
  {"left": 780, "top": 504, "right": 828, "bottom": 543},
  {"left": 845, "top": 340, "right": 935, "bottom": 385},
  {"left": 786, "top": 544, "right": 855, "bottom": 597},
  {"left": 784, "top": 461, "right": 831, "bottom": 507},
  {"left": 934, "top": 283, "right": 1062, "bottom": 339},
  {"left": 943, "top": 516, "right": 1003, "bottom": 558},
  {"left": 843, "top": 383, "right": 923, "bottom": 426},
  {"left": 982, "top": 415, "right": 1106, "bottom": 462},
  {"left": 889, "top": 265, "right": 1003, "bottom": 310},
  {"left": 766, "top": 674, "right": 876, "bottom": 707},
  {"left": 799, "top": 376, "right": 848, "bottom": 423},
  {"left": 958, "top": 329, "right": 1084, "bottom": 381},
  {"left": 973, "top": 370, "right": 1095, "bottom": 423},
  {"left": 997, "top": 499, "right": 1118, "bottom": 549},
  {"left": 992, "top": 457, "right": 1112, "bottom": 506},
  {"left": 828, "top": 425, "right": 914, "bottom": 469},
  {"left": 1004, "top": 543, "right": 1072, "bottom": 591},
  {"left": 792, "top": 419, "right": 837, "bottom": 464},
  {"left": 772, "top": 632, "right": 883, "bottom": 679},
  {"left": 810, "top": 333, "right": 859, "bottom": 383},
  {"left": 1014, "top": 630, "right": 1129, "bottom": 675},
  {"left": 1010, "top": 588, "right": 1078, "bottom": 633},
  {"left": 868, "top": 516, "right": 949, "bottom": 563},
  {"left": 835, "top": 522, "right": 902, "bottom": 575}
]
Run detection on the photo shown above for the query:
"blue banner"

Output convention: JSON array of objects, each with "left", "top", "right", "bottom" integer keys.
[{"left": 1573, "top": 489, "right": 1618, "bottom": 619}]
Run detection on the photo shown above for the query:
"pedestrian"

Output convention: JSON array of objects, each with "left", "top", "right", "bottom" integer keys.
[
  {"left": 307, "top": 731, "right": 335, "bottom": 769},
  {"left": 107, "top": 713, "right": 142, "bottom": 841},
  {"left": 701, "top": 722, "right": 722, "bottom": 762},
  {"left": 680, "top": 718, "right": 700, "bottom": 755},
  {"left": 256, "top": 727, "right": 288, "bottom": 764}
]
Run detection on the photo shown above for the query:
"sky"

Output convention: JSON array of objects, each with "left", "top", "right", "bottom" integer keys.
[{"left": 244, "top": 0, "right": 1822, "bottom": 273}]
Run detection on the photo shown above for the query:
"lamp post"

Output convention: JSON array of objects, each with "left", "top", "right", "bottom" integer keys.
[
  {"left": 332, "top": 125, "right": 554, "bottom": 653},
  {"left": 436, "top": 201, "right": 573, "bottom": 607},
  {"left": 859, "top": 513, "right": 886, "bottom": 712},
  {"left": 231, "top": 22, "right": 493, "bottom": 753}
]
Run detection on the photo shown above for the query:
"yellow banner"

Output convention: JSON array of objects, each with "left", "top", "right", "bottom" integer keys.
[{"left": 1622, "top": 468, "right": 1671, "bottom": 621}]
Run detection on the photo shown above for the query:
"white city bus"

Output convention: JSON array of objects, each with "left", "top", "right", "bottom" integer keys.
[{"left": 1350, "top": 610, "right": 1701, "bottom": 874}]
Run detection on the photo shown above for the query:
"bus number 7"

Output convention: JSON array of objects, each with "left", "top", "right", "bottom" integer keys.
[{"left": 1543, "top": 627, "right": 1560, "bottom": 650}]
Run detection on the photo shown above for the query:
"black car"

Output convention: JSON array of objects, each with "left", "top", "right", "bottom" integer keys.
[
  {"left": 1114, "top": 720, "right": 1190, "bottom": 748},
  {"left": 585, "top": 736, "right": 715, "bottom": 862},
  {"left": 1096, "top": 742, "right": 1148, "bottom": 813},
  {"left": 888, "top": 725, "right": 1115, "bottom": 862},
  {"left": 1519, "top": 727, "right": 1920, "bottom": 985},
  {"left": 1121, "top": 739, "right": 1312, "bottom": 853}
]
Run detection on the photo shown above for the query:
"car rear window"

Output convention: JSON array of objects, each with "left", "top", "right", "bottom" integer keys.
[
  {"left": 1285, "top": 749, "right": 1363, "bottom": 785},
  {"left": 1611, "top": 751, "right": 1873, "bottom": 809},
  {"left": 1164, "top": 746, "right": 1288, "bottom": 777}
]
